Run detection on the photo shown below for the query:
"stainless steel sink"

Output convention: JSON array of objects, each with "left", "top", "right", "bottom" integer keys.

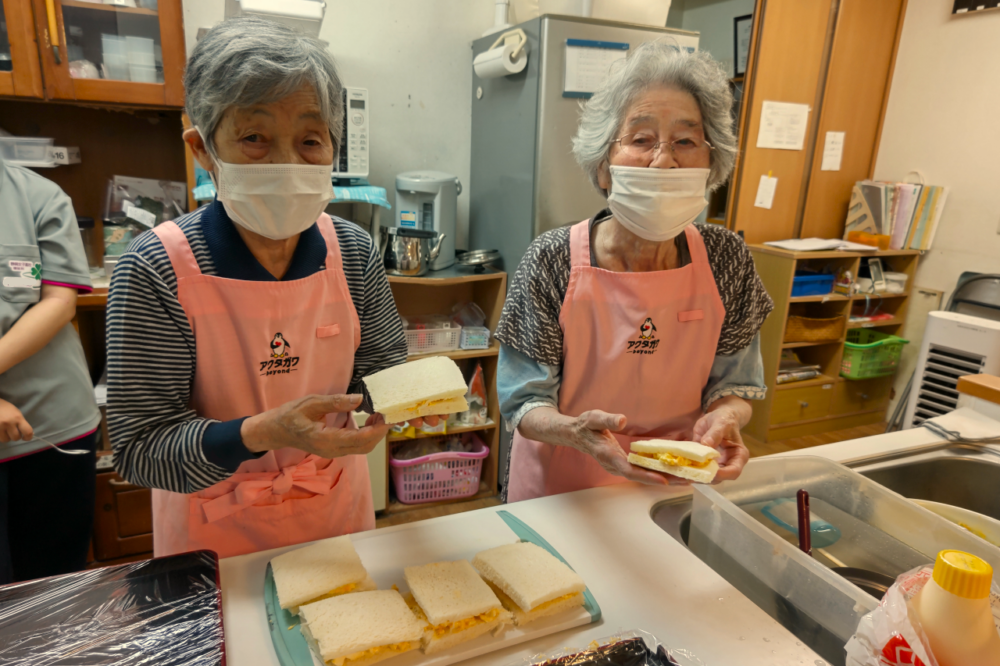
[
  {"left": 848, "top": 443, "right": 1000, "bottom": 519},
  {"left": 649, "top": 442, "right": 1000, "bottom": 666}
]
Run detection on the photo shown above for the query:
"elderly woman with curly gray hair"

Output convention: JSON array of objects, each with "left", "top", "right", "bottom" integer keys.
[
  {"left": 497, "top": 42, "right": 774, "bottom": 503},
  {"left": 106, "top": 17, "right": 435, "bottom": 558}
]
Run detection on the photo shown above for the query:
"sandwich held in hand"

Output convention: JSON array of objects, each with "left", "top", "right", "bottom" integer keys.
[
  {"left": 298, "top": 589, "right": 424, "bottom": 666},
  {"left": 271, "top": 536, "right": 377, "bottom": 615},
  {"left": 627, "top": 440, "right": 720, "bottom": 483},
  {"left": 472, "top": 542, "right": 586, "bottom": 626},
  {"left": 363, "top": 357, "right": 469, "bottom": 424},
  {"left": 403, "top": 560, "right": 512, "bottom": 654}
]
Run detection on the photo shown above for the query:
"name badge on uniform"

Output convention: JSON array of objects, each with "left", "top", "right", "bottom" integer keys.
[{"left": 3, "top": 260, "right": 41, "bottom": 289}]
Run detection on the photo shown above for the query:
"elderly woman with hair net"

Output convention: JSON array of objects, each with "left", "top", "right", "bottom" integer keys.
[
  {"left": 497, "top": 43, "right": 774, "bottom": 503},
  {"left": 106, "top": 18, "right": 434, "bottom": 558}
]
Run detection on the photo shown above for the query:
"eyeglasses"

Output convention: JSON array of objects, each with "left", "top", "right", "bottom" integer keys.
[{"left": 609, "top": 132, "right": 714, "bottom": 162}]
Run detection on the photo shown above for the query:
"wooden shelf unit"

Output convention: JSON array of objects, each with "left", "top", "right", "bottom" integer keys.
[
  {"left": 747, "top": 245, "right": 919, "bottom": 442},
  {"left": 381, "top": 269, "right": 507, "bottom": 514},
  {"left": 61, "top": 0, "right": 159, "bottom": 15}
]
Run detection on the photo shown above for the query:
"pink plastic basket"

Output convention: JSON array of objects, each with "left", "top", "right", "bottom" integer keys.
[{"left": 389, "top": 435, "right": 489, "bottom": 504}]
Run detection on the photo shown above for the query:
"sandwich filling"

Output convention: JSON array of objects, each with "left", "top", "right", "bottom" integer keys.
[
  {"left": 406, "top": 596, "right": 503, "bottom": 638},
  {"left": 328, "top": 642, "right": 413, "bottom": 666},
  {"left": 632, "top": 451, "right": 714, "bottom": 469},
  {"left": 395, "top": 397, "right": 459, "bottom": 418},
  {"left": 291, "top": 582, "right": 360, "bottom": 613},
  {"left": 526, "top": 592, "right": 580, "bottom": 613}
]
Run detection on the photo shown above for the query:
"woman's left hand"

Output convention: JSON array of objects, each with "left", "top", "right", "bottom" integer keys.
[
  {"left": 692, "top": 401, "right": 751, "bottom": 482},
  {"left": 365, "top": 414, "right": 440, "bottom": 428}
]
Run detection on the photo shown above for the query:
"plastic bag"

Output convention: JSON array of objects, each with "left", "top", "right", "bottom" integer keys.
[
  {"left": 451, "top": 362, "right": 490, "bottom": 427},
  {"left": 505, "top": 629, "right": 704, "bottom": 666},
  {"left": 845, "top": 564, "right": 1000, "bottom": 666},
  {"left": 451, "top": 301, "right": 487, "bottom": 328},
  {"left": 391, "top": 435, "right": 474, "bottom": 461},
  {"left": 0, "top": 551, "right": 223, "bottom": 665}
]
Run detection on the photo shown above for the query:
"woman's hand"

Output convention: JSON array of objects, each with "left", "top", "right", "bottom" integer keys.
[
  {"left": 241, "top": 394, "right": 390, "bottom": 458},
  {"left": 0, "top": 399, "right": 33, "bottom": 443},
  {"left": 692, "top": 396, "right": 752, "bottom": 482},
  {"left": 519, "top": 407, "right": 671, "bottom": 486}
]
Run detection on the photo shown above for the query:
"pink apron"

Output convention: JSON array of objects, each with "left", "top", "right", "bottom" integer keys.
[
  {"left": 151, "top": 215, "right": 375, "bottom": 558},
  {"left": 506, "top": 221, "right": 725, "bottom": 502}
]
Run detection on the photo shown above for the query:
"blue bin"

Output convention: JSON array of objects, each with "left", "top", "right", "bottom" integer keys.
[{"left": 791, "top": 272, "right": 835, "bottom": 297}]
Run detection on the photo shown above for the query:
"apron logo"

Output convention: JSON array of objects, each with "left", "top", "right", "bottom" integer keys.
[
  {"left": 260, "top": 332, "right": 300, "bottom": 376},
  {"left": 3, "top": 261, "right": 42, "bottom": 290},
  {"left": 627, "top": 317, "right": 660, "bottom": 355}
]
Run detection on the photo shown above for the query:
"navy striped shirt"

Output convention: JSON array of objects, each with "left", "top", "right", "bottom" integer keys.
[{"left": 106, "top": 202, "right": 405, "bottom": 494}]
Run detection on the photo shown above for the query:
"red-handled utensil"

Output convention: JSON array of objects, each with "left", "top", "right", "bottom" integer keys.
[{"left": 797, "top": 489, "right": 812, "bottom": 556}]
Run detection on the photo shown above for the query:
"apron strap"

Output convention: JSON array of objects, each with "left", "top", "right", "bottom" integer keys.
[
  {"left": 569, "top": 219, "right": 592, "bottom": 268},
  {"left": 314, "top": 214, "right": 342, "bottom": 269},
  {"left": 153, "top": 221, "right": 203, "bottom": 280},
  {"left": 683, "top": 225, "right": 711, "bottom": 267}
]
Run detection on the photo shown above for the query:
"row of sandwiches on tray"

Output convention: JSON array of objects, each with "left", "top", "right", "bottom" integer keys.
[{"left": 271, "top": 535, "right": 588, "bottom": 666}]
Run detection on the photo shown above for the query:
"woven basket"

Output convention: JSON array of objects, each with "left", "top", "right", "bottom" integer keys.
[{"left": 784, "top": 315, "right": 845, "bottom": 343}]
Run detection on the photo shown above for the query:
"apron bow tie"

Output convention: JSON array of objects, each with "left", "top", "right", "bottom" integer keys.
[{"left": 199, "top": 457, "right": 334, "bottom": 523}]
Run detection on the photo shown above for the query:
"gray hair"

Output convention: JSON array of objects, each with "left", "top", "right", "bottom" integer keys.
[
  {"left": 571, "top": 42, "right": 737, "bottom": 193},
  {"left": 185, "top": 17, "right": 343, "bottom": 157}
]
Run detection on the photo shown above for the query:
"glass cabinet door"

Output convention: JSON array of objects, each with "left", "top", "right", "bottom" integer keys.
[
  {"left": 0, "top": 0, "right": 44, "bottom": 98},
  {"left": 60, "top": 0, "right": 163, "bottom": 83},
  {"left": 36, "top": 0, "right": 184, "bottom": 107}
]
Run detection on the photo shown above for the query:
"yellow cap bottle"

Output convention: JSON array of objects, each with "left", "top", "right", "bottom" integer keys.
[{"left": 913, "top": 550, "right": 1000, "bottom": 666}]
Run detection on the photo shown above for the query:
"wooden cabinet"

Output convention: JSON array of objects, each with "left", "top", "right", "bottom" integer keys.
[
  {"left": 382, "top": 268, "right": 507, "bottom": 516},
  {"left": 1, "top": 0, "right": 184, "bottom": 105},
  {"left": 0, "top": 0, "right": 44, "bottom": 97},
  {"left": 747, "top": 245, "right": 919, "bottom": 442},
  {"left": 93, "top": 465, "right": 153, "bottom": 561},
  {"left": 728, "top": 0, "right": 906, "bottom": 243},
  {"left": 31, "top": 0, "right": 185, "bottom": 106}
]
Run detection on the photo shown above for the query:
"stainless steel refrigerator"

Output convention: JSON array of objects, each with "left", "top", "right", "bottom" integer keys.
[{"left": 469, "top": 15, "right": 699, "bottom": 271}]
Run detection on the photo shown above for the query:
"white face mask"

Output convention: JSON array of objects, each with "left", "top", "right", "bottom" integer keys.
[
  {"left": 607, "top": 166, "right": 710, "bottom": 242},
  {"left": 199, "top": 129, "right": 334, "bottom": 240}
]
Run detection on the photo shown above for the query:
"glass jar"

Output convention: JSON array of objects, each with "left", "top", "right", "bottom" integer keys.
[{"left": 76, "top": 215, "right": 103, "bottom": 271}]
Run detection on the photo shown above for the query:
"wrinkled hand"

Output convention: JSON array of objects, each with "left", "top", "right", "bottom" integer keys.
[
  {"left": 242, "top": 394, "right": 389, "bottom": 458},
  {"left": 566, "top": 410, "right": 672, "bottom": 486},
  {"left": 692, "top": 406, "right": 750, "bottom": 482},
  {"left": 0, "top": 399, "right": 32, "bottom": 443}
]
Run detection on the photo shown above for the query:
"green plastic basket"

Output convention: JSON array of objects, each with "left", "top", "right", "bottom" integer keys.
[{"left": 840, "top": 329, "right": 909, "bottom": 380}]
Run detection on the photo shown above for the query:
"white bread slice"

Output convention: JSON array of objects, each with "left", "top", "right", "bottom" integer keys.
[
  {"left": 485, "top": 581, "right": 584, "bottom": 626},
  {"left": 403, "top": 560, "right": 503, "bottom": 625},
  {"left": 380, "top": 396, "right": 469, "bottom": 425},
  {"left": 288, "top": 576, "right": 377, "bottom": 615},
  {"left": 363, "top": 357, "right": 469, "bottom": 422},
  {"left": 471, "top": 542, "right": 585, "bottom": 613},
  {"left": 299, "top": 590, "right": 424, "bottom": 666},
  {"left": 271, "top": 536, "right": 373, "bottom": 613},
  {"left": 627, "top": 453, "right": 719, "bottom": 483},
  {"left": 629, "top": 440, "right": 720, "bottom": 462}
]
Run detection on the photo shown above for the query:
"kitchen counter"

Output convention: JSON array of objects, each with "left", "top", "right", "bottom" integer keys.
[{"left": 218, "top": 406, "right": 999, "bottom": 666}]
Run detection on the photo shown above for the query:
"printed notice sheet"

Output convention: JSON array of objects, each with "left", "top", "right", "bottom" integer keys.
[{"left": 756, "top": 101, "right": 810, "bottom": 150}]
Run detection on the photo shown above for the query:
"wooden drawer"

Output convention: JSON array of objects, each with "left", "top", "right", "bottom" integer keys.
[
  {"left": 93, "top": 471, "right": 153, "bottom": 561},
  {"left": 830, "top": 377, "right": 893, "bottom": 416},
  {"left": 771, "top": 385, "right": 834, "bottom": 425}
]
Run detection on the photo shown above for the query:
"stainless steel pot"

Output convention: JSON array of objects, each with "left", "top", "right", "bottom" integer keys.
[{"left": 379, "top": 226, "right": 446, "bottom": 277}]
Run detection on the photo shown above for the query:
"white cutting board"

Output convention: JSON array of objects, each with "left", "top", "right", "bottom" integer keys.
[{"left": 264, "top": 510, "right": 601, "bottom": 666}]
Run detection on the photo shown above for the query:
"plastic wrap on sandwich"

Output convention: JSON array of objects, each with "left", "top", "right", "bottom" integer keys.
[
  {"left": 505, "top": 630, "right": 705, "bottom": 666},
  {"left": 0, "top": 551, "right": 223, "bottom": 666}
]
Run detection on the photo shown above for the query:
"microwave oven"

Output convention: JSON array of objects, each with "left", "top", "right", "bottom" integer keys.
[{"left": 336, "top": 87, "right": 369, "bottom": 181}]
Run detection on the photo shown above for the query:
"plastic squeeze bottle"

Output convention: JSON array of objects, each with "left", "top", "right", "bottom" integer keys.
[{"left": 912, "top": 550, "right": 1000, "bottom": 666}]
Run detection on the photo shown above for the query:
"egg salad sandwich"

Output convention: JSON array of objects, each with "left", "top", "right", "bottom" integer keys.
[
  {"left": 472, "top": 542, "right": 586, "bottom": 626},
  {"left": 271, "top": 536, "right": 377, "bottom": 615},
  {"left": 299, "top": 589, "right": 424, "bottom": 666},
  {"left": 403, "top": 560, "right": 512, "bottom": 654},
  {"left": 627, "top": 440, "right": 720, "bottom": 483},
  {"left": 362, "top": 356, "right": 469, "bottom": 424}
]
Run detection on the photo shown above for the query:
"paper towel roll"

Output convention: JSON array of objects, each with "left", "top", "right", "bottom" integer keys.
[{"left": 473, "top": 42, "right": 528, "bottom": 79}]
